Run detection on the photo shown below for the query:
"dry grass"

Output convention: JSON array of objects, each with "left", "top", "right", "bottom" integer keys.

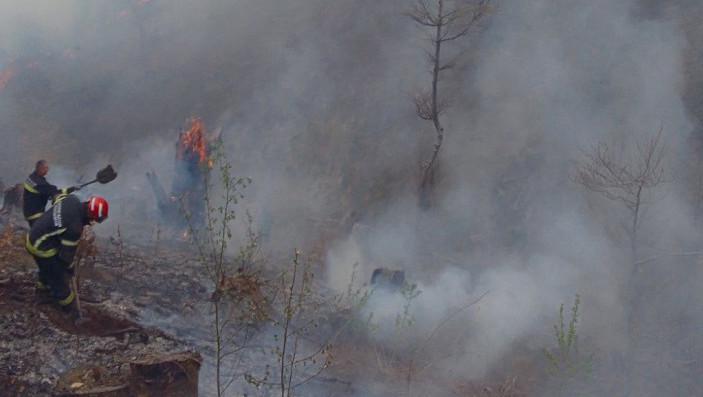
[
  {"left": 76, "top": 225, "right": 99, "bottom": 268},
  {"left": 329, "top": 339, "right": 531, "bottom": 395},
  {"left": 0, "top": 225, "right": 32, "bottom": 264}
]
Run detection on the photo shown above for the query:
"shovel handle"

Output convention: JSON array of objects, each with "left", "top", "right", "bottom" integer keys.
[
  {"left": 71, "top": 274, "right": 83, "bottom": 318},
  {"left": 79, "top": 179, "right": 98, "bottom": 189}
]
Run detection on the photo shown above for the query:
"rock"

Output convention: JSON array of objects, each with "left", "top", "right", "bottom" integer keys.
[{"left": 370, "top": 267, "right": 405, "bottom": 290}]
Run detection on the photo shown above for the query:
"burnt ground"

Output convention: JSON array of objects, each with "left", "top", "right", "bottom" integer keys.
[
  {"left": 0, "top": 211, "right": 536, "bottom": 397},
  {"left": 0, "top": 219, "right": 204, "bottom": 397},
  {"left": 3, "top": 204, "right": 701, "bottom": 397}
]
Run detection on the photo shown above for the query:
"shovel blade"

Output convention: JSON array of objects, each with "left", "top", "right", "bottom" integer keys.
[{"left": 96, "top": 165, "right": 117, "bottom": 184}]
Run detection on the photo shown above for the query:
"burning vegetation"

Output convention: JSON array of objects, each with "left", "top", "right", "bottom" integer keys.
[
  {"left": 176, "top": 117, "right": 210, "bottom": 167},
  {"left": 146, "top": 117, "right": 214, "bottom": 233}
]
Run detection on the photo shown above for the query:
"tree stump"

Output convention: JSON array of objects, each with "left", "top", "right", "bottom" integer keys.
[{"left": 129, "top": 351, "right": 202, "bottom": 397}]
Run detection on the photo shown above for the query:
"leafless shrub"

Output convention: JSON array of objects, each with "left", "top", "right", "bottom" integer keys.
[
  {"left": 573, "top": 123, "right": 672, "bottom": 265},
  {"left": 110, "top": 224, "right": 125, "bottom": 278},
  {"left": 75, "top": 225, "right": 99, "bottom": 286}
]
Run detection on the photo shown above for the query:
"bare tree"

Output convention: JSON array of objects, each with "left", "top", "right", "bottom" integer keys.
[
  {"left": 407, "top": 0, "right": 493, "bottom": 209},
  {"left": 574, "top": 124, "right": 672, "bottom": 396},
  {"left": 573, "top": 123, "right": 672, "bottom": 270}
]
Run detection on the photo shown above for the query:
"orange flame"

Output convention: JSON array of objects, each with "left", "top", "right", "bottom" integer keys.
[{"left": 178, "top": 117, "right": 208, "bottom": 164}]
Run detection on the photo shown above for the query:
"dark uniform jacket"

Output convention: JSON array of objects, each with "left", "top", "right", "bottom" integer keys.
[
  {"left": 25, "top": 194, "right": 88, "bottom": 266},
  {"left": 23, "top": 171, "right": 75, "bottom": 223}
]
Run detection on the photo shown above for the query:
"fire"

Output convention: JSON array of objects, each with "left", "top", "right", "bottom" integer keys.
[{"left": 177, "top": 117, "right": 209, "bottom": 164}]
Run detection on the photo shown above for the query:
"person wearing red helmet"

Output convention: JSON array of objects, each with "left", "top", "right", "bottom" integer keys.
[{"left": 25, "top": 194, "right": 108, "bottom": 320}]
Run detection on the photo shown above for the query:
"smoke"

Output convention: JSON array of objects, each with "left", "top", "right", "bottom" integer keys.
[
  {"left": 2, "top": 0, "right": 702, "bottom": 395},
  {"left": 325, "top": 0, "right": 701, "bottom": 393}
]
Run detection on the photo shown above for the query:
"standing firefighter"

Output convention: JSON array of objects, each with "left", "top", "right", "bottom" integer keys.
[
  {"left": 25, "top": 195, "right": 108, "bottom": 320},
  {"left": 23, "top": 160, "right": 80, "bottom": 226}
]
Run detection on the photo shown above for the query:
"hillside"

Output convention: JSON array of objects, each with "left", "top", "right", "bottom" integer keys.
[
  {"left": 0, "top": 214, "right": 537, "bottom": 397},
  {"left": 2, "top": 1, "right": 703, "bottom": 396}
]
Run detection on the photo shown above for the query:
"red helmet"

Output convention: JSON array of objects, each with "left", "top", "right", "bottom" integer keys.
[{"left": 87, "top": 196, "right": 109, "bottom": 223}]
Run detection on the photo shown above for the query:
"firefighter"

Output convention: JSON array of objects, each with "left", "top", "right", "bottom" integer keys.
[
  {"left": 23, "top": 160, "right": 80, "bottom": 226},
  {"left": 25, "top": 194, "right": 108, "bottom": 319}
]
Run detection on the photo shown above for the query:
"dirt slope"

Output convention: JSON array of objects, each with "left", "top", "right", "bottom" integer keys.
[{"left": 0, "top": 221, "right": 202, "bottom": 396}]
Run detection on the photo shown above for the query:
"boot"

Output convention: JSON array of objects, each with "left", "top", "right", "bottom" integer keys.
[
  {"left": 35, "top": 282, "right": 53, "bottom": 304},
  {"left": 61, "top": 298, "right": 82, "bottom": 323}
]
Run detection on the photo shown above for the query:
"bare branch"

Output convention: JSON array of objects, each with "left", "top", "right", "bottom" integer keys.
[
  {"left": 573, "top": 124, "right": 672, "bottom": 261},
  {"left": 442, "top": 1, "right": 493, "bottom": 42},
  {"left": 405, "top": 1, "right": 439, "bottom": 27},
  {"left": 413, "top": 90, "right": 434, "bottom": 120},
  {"left": 413, "top": 90, "right": 450, "bottom": 120}
]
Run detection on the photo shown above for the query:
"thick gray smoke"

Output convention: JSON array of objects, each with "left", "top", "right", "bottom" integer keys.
[
  {"left": 326, "top": 0, "right": 701, "bottom": 392},
  {"left": 2, "top": 0, "right": 702, "bottom": 395}
]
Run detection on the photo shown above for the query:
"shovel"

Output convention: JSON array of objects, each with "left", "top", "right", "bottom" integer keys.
[
  {"left": 79, "top": 165, "right": 118, "bottom": 189},
  {"left": 71, "top": 273, "right": 83, "bottom": 320}
]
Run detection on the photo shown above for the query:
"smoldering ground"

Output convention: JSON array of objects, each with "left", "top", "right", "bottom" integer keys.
[{"left": 323, "top": 0, "right": 702, "bottom": 395}]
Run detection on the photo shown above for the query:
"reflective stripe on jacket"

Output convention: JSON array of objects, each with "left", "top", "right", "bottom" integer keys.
[
  {"left": 23, "top": 171, "right": 63, "bottom": 221},
  {"left": 26, "top": 194, "right": 87, "bottom": 264}
]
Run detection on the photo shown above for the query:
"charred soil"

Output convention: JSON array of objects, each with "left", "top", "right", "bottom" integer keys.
[{"left": 0, "top": 224, "right": 202, "bottom": 397}]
